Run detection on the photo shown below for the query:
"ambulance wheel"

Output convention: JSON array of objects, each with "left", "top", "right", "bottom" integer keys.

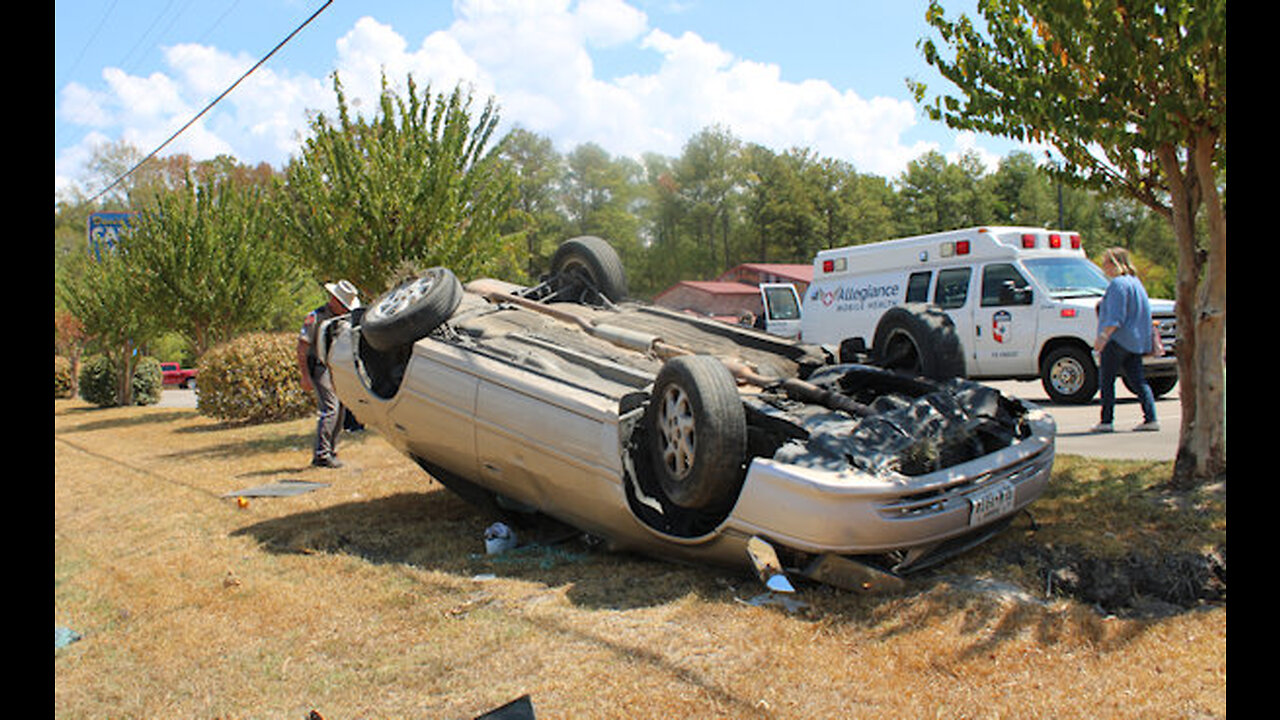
[
  {"left": 871, "top": 304, "right": 965, "bottom": 380},
  {"left": 646, "top": 356, "right": 747, "bottom": 510},
  {"left": 1041, "top": 345, "right": 1098, "bottom": 404}
]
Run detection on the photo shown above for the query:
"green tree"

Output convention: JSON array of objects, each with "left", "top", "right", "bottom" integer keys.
[
  {"left": 894, "top": 150, "right": 993, "bottom": 234},
  {"left": 674, "top": 125, "right": 744, "bottom": 271},
  {"left": 281, "top": 74, "right": 519, "bottom": 293},
  {"left": 635, "top": 152, "right": 687, "bottom": 295},
  {"left": 124, "top": 172, "right": 303, "bottom": 357},
  {"left": 497, "top": 127, "right": 568, "bottom": 280},
  {"left": 57, "top": 243, "right": 163, "bottom": 406},
  {"left": 743, "top": 146, "right": 824, "bottom": 263},
  {"left": 561, "top": 143, "right": 645, "bottom": 285},
  {"left": 988, "top": 150, "right": 1056, "bottom": 226},
  {"left": 914, "top": 0, "right": 1226, "bottom": 487},
  {"left": 822, "top": 160, "right": 898, "bottom": 249}
]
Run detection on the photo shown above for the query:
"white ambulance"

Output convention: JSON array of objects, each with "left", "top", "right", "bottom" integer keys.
[{"left": 758, "top": 226, "right": 1178, "bottom": 403}]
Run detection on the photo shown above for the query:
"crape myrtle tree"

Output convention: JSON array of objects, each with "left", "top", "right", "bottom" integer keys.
[
  {"left": 280, "top": 73, "right": 521, "bottom": 297},
  {"left": 57, "top": 239, "right": 163, "bottom": 407},
  {"left": 122, "top": 173, "right": 304, "bottom": 358},
  {"left": 912, "top": 0, "right": 1225, "bottom": 488}
]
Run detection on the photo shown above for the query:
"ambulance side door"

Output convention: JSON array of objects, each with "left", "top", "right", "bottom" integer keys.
[
  {"left": 970, "top": 262, "right": 1038, "bottom": 377},
  {"left": 930, "top": 266, "right": 976, "bottom": 373}
]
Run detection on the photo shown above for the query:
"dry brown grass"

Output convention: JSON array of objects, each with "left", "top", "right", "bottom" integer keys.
[{"left": 55, "top": 397, "right": 1226, "bottom": 719}]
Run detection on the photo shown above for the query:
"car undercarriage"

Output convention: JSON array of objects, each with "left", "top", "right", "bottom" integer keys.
[{"left": 323, "top": 237, "right": 1056, "bottom": 590}]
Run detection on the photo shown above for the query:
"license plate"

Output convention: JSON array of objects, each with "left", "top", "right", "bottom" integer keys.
[{"left": 968, "top": 480, "right": 1016, "bottom": 527}]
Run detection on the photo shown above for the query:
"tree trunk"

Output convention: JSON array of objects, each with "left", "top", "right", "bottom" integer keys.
[
  {"left": 1188, "top": 131, "right": 1227, "bottom": 484},
  {"left": 1158, "top": 138, "right": 1226, "bottom": 489}
]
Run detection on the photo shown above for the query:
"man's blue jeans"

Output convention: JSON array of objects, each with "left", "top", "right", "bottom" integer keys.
[{"left": 1098, "top": 341, "right": 1157, "bottom": 425}]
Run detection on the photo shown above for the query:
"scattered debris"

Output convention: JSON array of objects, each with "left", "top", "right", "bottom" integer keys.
[
  {"left": 55, "top": 626, "right": 82, "bottom": 650},
  {"left": 798, "top": 554, "right": 906, "bottom": 594},
  {"left": 473, "top": 544, "right": 590, "bottom": 570},
  {"left": 474, "top": 695, "right": 536, "bottom": 720},
  {"left": 737, "top": 592, "right": 810, "bottom": 614},
  {"left": 222, "top": 480, "right": 329, "bottom": 499},
  {"left": 745, "top": 536, "right": 795, "bottom": 593},
  {"left": 484, "top": 522, "right": 518, "bottom": 554}
]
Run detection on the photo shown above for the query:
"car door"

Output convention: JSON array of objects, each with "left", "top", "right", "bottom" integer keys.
[
  {"left": 759, "top": 283, "right": 802, "bottom": 338},
  {"left": 970, "top": 262, "right": 1038, "bottom": 377},
  {"left": 931, "top": 266, "right": 975, "bottom": 371}
]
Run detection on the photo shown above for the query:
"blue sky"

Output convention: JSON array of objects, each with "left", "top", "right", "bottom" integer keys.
[{"left": 54, "top": 0, "right": 1034, "bottom": 201}]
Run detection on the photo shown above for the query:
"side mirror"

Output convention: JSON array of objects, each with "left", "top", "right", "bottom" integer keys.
[{"left": 999, "top": 279, "right": 1032, "bottom": 305}]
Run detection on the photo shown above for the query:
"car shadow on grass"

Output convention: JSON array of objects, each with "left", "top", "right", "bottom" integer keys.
[
  {"left": 228, "top": 487, "right": 731, "bottom": 611},
  {"left": 228, "top": 481, "right": 1225, "bottom": 631}
]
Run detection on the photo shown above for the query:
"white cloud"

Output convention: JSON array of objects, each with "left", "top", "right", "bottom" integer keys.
[{"left": 56, "top": 0, "right": 975, "bottom": 199}]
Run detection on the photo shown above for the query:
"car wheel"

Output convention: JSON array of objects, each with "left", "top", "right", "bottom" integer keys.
[
  {"left": 361, "top": 267, "right": 463, "bottom": 352},
  {"left": 550, "top": 236, "right": 628, "bottom": 303},
  {"left": 1041, "top": 345, "right": 1098, "bottom": 404},
  {"left": 647, "top": 355, "right": 747, "bottom": 510},
  {"left": 871, "top": 304, "right": 965, "bottom": 380}
]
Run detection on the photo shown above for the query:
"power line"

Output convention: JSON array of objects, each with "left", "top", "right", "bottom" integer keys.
[
  {"left": 89, "top": 0, "right": 334, "bottom": 204},
  {"left": 58, "top": 0, "right": 122, "bottom": 90}
]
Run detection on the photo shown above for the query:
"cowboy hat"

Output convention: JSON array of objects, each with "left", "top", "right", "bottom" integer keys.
[{"left": 324, "top": 280, "right": 361, "bottom": 310}]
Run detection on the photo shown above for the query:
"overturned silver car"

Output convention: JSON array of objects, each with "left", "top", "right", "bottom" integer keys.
[{"left": 320, "top": 237, "right": 1056, "bottom": 591}]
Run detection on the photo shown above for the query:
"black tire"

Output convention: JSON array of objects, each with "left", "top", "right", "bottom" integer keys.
[
  {"left": 550, "top": 236, "right": 628, "bottom": 303},
  {"left": 1145, "top": 375, "right": 1178, "bottom": 398},
  {"left": 361, "top": 267, "right": 463, "bottom": 352},
  {"left": 646, "top": 355, "right": 747, "bottom": 510},
  {"left": 1040, "top": 344, "right": 1098, "bottom": 404},
  {"left": 1123, "top": 373, "right": 1178, "bottom": 399},
  {"left": 871, "top": 304, "right": 965, "bottom": 380}
]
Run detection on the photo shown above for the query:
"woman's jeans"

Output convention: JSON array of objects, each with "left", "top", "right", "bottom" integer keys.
[{"left": 1098, "top": 341, "right": 1157, "bottom": 424}]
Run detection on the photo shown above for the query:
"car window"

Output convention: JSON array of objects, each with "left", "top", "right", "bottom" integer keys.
[
  {"left": 762, "top": 286, "right": 800, "bottom": 320},
  {"left": 933, "top": 267, "right": 971, "bottom": 309},
  {"left": 981, "top": 263, "right": 1033, "bottom": 306},
  {"left": 906, "top": 271, "right": 931, "bottom": 303},
  {"left": 1022, "top": 257, "right": 1109, "bottom": 298}
]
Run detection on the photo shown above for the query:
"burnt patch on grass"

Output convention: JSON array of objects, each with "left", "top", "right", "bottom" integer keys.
[{"left": 996, "top": 542, "right": 1226, "bottom": 618}]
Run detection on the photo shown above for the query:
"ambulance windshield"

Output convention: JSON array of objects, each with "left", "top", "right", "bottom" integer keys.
[{"left": 1021, "top": 257, "right": 1109, "bottom": 298}]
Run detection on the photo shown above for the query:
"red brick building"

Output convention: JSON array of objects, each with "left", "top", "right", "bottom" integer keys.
[{"left": 653, "top": 263, "right": 812, "bottom": 323}]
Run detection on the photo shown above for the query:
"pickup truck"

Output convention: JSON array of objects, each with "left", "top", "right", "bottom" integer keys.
[{"left": 160, "top": 362, "right": 198, "bottom": 389}]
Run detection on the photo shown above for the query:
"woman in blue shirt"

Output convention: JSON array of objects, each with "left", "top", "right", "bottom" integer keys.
[{"left": 1091, "top": 247, "right": 1159, "bottom": 433}]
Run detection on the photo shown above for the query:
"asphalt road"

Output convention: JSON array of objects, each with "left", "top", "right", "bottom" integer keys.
[
  {"left": 156, "top": 380, "right": 1179, "bottom": 462},
  {"left": 985, "top": 379, "right": 1178, "bottom": 461}
]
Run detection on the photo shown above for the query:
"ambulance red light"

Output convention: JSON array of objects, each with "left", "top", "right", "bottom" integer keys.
[
  {"left": 1049, "top": 233, "right": 1062, "bottom": 248},
  {"left": 956, "top": 240, "right": 970, "bottom": 255},
  {"left": 1070, "top": 234, "right": 1082, "bottom": 249},
  {"left": 1060, "top": 308, "right": 1077, "bottom": 318},
  {"left": 822, "top": 259, "right": 835, "bottom": 273},
  {"left": 1021, "top": 234, "right": 1036, "bottom": 248}
]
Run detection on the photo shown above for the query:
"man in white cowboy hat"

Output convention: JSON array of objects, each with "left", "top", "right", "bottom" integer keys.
[{"left": 296, "top": 280, "right": 361, "bottom": 468}]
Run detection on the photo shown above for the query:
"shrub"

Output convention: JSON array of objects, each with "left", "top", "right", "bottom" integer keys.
[
  {"left": 78, "top": 355, "right": 119, "bottom": 407},
  {"left": 132, "top": 356, "right": 163, "bottom": 406},
  {"left": 197, "top": 332, "right": 314, "bottom": 424},
  {"left": 55, "top": 355, "right": 74, "bottom": 398},
  {"left": 77, "top": 354, "right": 164, "bottom": 407}
]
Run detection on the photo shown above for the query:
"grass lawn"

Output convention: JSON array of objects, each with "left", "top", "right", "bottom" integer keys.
[{"left": 54, "top": 396, "right": 1225, "bottom": 719}]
